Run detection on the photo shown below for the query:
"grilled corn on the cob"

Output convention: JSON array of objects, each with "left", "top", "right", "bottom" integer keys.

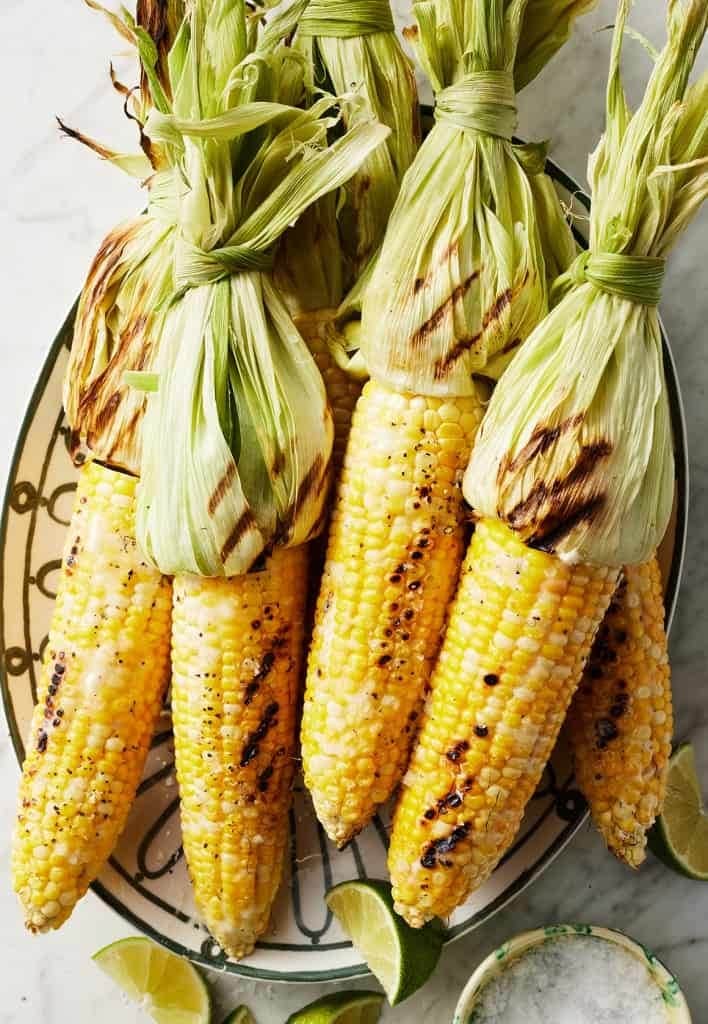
[
  {"left": 566, "top": 554, "right": 672, "bottom": 867},
  {"left": 12, "top": 462, "right": 172, "bottom": 931},
  {"left": 171, "top": 546, "right": 308, "bottom": 958},
  {"left": 301, "top": 380, "right": 483, "bottom": 846},
  {"left": 388, "top": 517, "right": 618, "bottom": 927}
]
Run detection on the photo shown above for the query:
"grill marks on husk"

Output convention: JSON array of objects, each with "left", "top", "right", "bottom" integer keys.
[
  {"left": 410, "top": 270, "right": 480, "bottom": 350},
  {"left": 434, "top": 287, "right": 512, "bottom": 378},
  {"left": 137, "top": 0, "right": 175, "bottom": 87},
  {"left": 500, "top": 428, "right": 614, "bottom": 552},
  {"left": 220, "top": 509, "right": 257, "bottom": 564},
  {"left": 293, "top": 453, "right": 329, "bottom": 521},
  {"left": 208, "top": 463, "right": 237, "bottom": 516},
  {"left": 501, "top": 414, "right": 586, "bottom": 479},
  {"left": 72, "top": 223, "right": 153, "bottom": 462},
  {"left": 413, "top": 241, "right": 460, "bottom": 295}
]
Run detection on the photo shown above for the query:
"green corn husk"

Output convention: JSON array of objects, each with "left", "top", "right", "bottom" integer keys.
[
  {"left": 64, "top": 0, "right": 185, "bottom": 473},
  {"left": 272, "top": 0, "right": 420, "bottom": 470},
  {"left": 275, "top": 0, "right": 420, "bottom": 386},
  {"left": 65, "top": 216, "right": 176, "bottom": 473},
  {"left": 360, "top": 0, "right": 591, "bottom": 397},
  {"left": 466, "top": 0, "right": 708, "bottom": 567},
  {"left": 131, "top": 1, "right": 388, "bottom": 576},
  {"left": 65, "top": 0, "right": 320, "bottom": 476},
  {"left": 515, "top": 0, "right": 599, "bottom": 90},
  {"left": 296, "top": 0, "right": 420, "bottom": 281}
]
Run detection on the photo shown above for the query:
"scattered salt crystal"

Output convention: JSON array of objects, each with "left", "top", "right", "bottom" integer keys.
[{"left": 469, "top": 935, "right": 669, "bottom": 1023}]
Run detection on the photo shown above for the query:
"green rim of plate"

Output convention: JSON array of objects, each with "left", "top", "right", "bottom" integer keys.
[{"left": 0, "top": 151, "right": 689, "bottom": 984}]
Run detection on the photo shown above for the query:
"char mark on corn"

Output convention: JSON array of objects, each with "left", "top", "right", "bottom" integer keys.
[
  {"left": 12, "top": 462, "right": 172, "bottom": 933},
  {"left": 566, "top": 555, "right": 672, "bottom": 867},
  {"left": 388, "top": 517, "right": 618, "bottom": 927}
]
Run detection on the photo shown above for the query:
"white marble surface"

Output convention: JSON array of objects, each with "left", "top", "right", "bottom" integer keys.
[{"left": 1, "top": 2, "right": 706, "bottom": 1022}]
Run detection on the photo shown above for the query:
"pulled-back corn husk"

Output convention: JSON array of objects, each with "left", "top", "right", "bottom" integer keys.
[
  {"left": 295, "top": 0, "right": 420, "bottom": 281},
  {"left": 361, "top": 0, "right": 591, "bottom": 396},
  {"left": 64, "top": 0, "right": 314, "bottom": 475},
  {"left": 64, "top": 216, "right": 175, "bottom": 474},
  {"left": 515, "top": 0, "right": 599, "bottom": 91},
  {"left": 275, "top": 0, "right": 420, "bottom": 398},
  {"left": 64, "top": 1, "right": 185, "bottom": 474},
  {"left": 466, "top": 0, "right": 708, "bottom": 568},
  {"left": 131, "top": 1, "right": 388, "bottom": 576}
]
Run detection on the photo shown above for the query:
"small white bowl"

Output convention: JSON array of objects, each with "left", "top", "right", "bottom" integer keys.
[{"left": 452, "top": 923, "right": 691, "bottom": 1023}]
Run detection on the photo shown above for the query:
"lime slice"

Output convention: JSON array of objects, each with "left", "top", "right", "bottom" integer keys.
[
  {"left": 649, "top": 743, "right": 708, "bottom": 880},
  {"left": 221, "top": 1009, "right": 255, "bottom": 1024},
  {"left": 286, "top": 991, "right": 384, "bottom": 1024},
  {"left": 326, "top": 879, "right": 444, "bottom": 1005},
  {"left": 93, "top": 937, "right": 211, "bottom": 1024}
]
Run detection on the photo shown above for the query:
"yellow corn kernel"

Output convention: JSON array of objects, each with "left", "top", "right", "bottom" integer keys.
[
  {"left": 172, "top": 546, "right": 308, "bottom": 959},
  {"left": 566, "top": 554, "right": 672, "bottom": 867},
  {"left": 389, "top": 518, "right": 618, "bottom": 927},
  {"left": 302, "top": 379, "right": 483, "bottom": 846},
  {"left": 12, "top": 462, "right": 171, "bottom": 931},
  {"left": 295, "top": 311, "right": 364, "bottom": 478}
]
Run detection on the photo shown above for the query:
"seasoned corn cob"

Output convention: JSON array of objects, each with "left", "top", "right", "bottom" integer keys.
[
  {"left": 295, "top": 311, "right": 364, "bottom": 477},
  {"left": 12, "top": 461, "right": 172, "bottom": 931},
  {"left": 388, "top": 517, "right": 618, "bottom": 927},
  {"left": 566, "top": 554, "right": 672, "bottom": 867},
  {"left": 171, "top": 546, "right": 308, "bottom": 959},
  {"left": 301, "top": 379, "right": 483, "bottom": 847}
]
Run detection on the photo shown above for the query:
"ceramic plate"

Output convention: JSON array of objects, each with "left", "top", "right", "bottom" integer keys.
[{"left": 0, "top": 159, "right": 688, "bottom": 982}]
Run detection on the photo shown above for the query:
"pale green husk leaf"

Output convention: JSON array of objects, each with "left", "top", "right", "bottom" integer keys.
[
  {"left": 465, "top": 0, "right": 708, "bottom": 567},
  {"left": 64, "top": 2, "right": 185, "bottom": 473},
  {"left": 361, "top": 0, "right": 580, "bottom": 395},
  {"left": 276, "top": 0, "right": 420, "bottom": 367},
  {"left": 134, "top": 0, "right": 388, "bottom": 575},
  {"left": 515, "top": 0, "right": 599, "bottom": 91},
  {"left": 297, "top": 5, "right": 420, "bottom": 280},
  {"left": 65, "top": 216, "right": 176, "bottom": 475}
]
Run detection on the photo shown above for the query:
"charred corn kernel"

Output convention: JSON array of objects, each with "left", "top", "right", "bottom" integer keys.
[
  {"left": 389, "top": 518, "right": 618, "bottom": 927},
  {"left": 172, "top": 546, "right": 308, "bottom": 960},
  {"left": 566, "top": 554, "right": 672, "bottom": 867},
  {"left": 296, "top": 311, "right": 364, "bottom": 478},
  {"left": 301, "top": 379, "right": 483, "bottom": 847},
  {"left": 12, "top": 462, "right": 171, "bottom": 931}
]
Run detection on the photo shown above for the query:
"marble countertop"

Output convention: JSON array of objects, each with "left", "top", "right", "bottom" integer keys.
[{"left": 1, "top": 2, "right": 706, "bottom": 1022}]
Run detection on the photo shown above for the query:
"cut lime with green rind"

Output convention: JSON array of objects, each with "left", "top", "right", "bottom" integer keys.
[
  {"left": 221, "top": 1009, "right": 255, "bottom": 1024},
  {"left": 286, "top": 991, "right": 384, "bottom": 1024},
  {"left": 326, "top": 879, "right": 444, "bottom": 1005},
  {"left": 649, "top": 743, "right": 708, "bottom": 880},
  {"left": 93, "top": 936, "right": 211, "bottom": 1024}
]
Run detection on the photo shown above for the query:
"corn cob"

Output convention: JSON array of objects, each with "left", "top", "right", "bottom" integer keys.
[
  {"left": 566, "top": 554, "right": 672, "bottom": 867},
  {"left": 171, "top": 546, "right": 308, "bottom": 959},
  {"left": 12, "top": 462, "right": 172, "bottom": 931},
  {"left": 301, "top": 380, "right": 483, "bottom": 846},
  {"left": 294, "top": 311, "right": 364, "bottom": 477},
  {"left": 388, "top": 517, "right": 618, "bottom": 927}
]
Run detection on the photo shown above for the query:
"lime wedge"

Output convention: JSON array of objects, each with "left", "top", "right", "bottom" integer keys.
[
  {"left": 221, "top": 1009, "right": 255, "bottom": 1024},
  {"left": 326, "top": 879, "right": 444, "bottom": 1005},
  {"left": 286, "top": 991, "right": 384, "bottom": 1024},
  {"left": 649, "top": 743, "right": 708, "bottom": 880},
  {"left": 93, "top": 937, "right": 211, "bottom": 1024}
]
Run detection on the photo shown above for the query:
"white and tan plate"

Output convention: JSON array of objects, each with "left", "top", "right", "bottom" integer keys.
[{"left": 0, "top": 161, "right": 688, "bottom": 982}]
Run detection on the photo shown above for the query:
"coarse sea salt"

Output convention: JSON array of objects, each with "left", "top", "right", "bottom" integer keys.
[{"left": 468, "top": 935, "right": 669, "bottom": 1023}]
